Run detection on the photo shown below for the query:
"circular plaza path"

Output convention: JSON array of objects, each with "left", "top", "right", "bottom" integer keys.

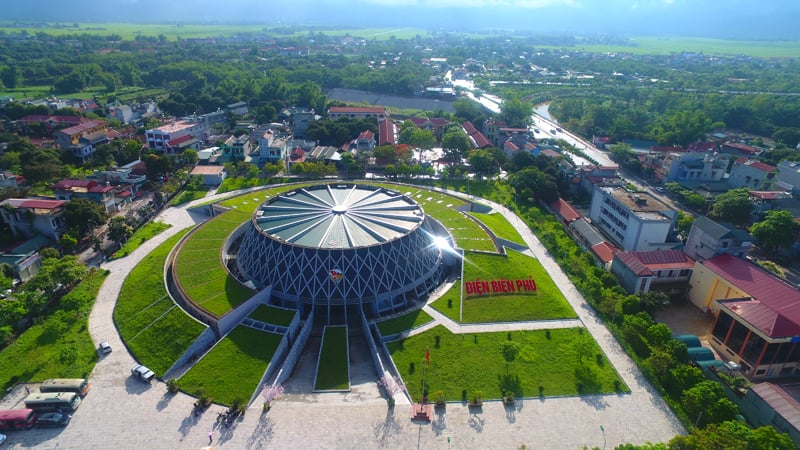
[{"left": 1, "top": 186, "right": 684, "bottom": 449}]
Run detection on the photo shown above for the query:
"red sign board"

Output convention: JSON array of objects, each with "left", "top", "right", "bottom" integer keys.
[{"left": 464, "top": 277, "right": 537, "bottom": 296}]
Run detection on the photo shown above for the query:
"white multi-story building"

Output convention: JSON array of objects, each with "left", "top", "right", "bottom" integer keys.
[
  {"left": 661, "top": 151, "right": 730, "bottom": 183},
  {"left": 728, "top": 158, "right": 777, "bottom": 190},
  {"left": 145, "top": 119, "right": 207, "bottom": 151},
  {"left": 588, "top": 186, "right": 677, "bottom": 251}
]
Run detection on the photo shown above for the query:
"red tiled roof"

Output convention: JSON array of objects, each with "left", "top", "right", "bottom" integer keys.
[
  {"left": 749, "top": 191, "right": 782, "bottom": 200},
  {"left": 328, "top": 106, "right": 386, "bottom": 114},
  {"left": 720, "top": 299, "right": 800, "bottom": 338},
  {"left": 167, "top": 134, "right": 194, "bottom": 147},
  {"left": 358, "top": 130, "right": 375, "bottom": 140},
  {"left": 471, "top": 132, "right": 491, "bottom": 148},
  {"left": 725, "top": 142, "right": 759, "bottom": 154},
  {"left": 504, "top": 141, "right": 519, "bottom": 151},
  {"left": 540, "top": 149, "right": 561, "bottom": 158},
  {"left": 703, "top": 254, "right": 800, "bottom": 337},
  {"left": 550, "top": 198, "right": 581, "bottom": 223},
  {"left": 462, "top": 121, "right": 478, "bottom": 135},
  {"left": 18, "top": 115, "right": 86, "bottom": 125},
  {"left": 592, "top": 242, "right": 617, "bottom": 264},
  {"left": 409, "top": 117, "right": 450, "bottom": 127},
  {"left": 59, "top": 119, "right": 106, "bottom": 136},
  {"left": 749, "top": 160, "right": 776, "bottom": 172},
  {"left": 687, "top": 141, "right": 716, "bottom": 152},
  {"left": 378, "top": 120, "right": 395, "bottom": 145},
  {"left": 0, "top": 198, "right": 66, "bottom": 210},
  {"left": 616, "top": 250, "right": 694, "bottom": 276},
  {"left": 749, "top": 383, "right": 800, "bottom": 431}
]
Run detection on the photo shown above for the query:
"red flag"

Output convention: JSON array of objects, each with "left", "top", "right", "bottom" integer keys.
[{"left": 425, "top": 348, "right": 430, "bottom": 364}]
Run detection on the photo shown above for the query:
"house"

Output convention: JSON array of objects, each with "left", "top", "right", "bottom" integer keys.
[
  {"left": 89, "top": 166, "right": 147, "bottom": 197},
  {"left": 749, "top": 191, "right": 794, "bottom": 218},
  {"left": 145, "top": 119, "right": 207, "bottom": 151},
  {"left": 189, "top": 165, "right": 226, "bottom": 186},
  {"left": 354, "top": 130, "right": 376, "bottom": 152},
  {"left": 280, "top": 106, "right": 316, "bottom": 138},
  {"left": 661, "top": 151, "right": 730, "bottom": 183},
  {"left": 722, "top": 142, "right": 762, "bottom": 157},
  {"left": 462, "top": 121, "right": 492, "bottom": 149},
  {"left": 327, "top": 106, "right": 387, "bottom": 121},
  {"left": 610, "top": 249, "right": 694, "bottom": 295},
  {"left": 257, "top": 130, "right": 288, "bottom": 164},
  {"left": 0, "top": 172, "right": 27, "bottom": 189},
  {"left": 54, "top": 119, "right": 110, "bottom": 162},
  {"left": 308, "top": 146, "right": 342, "bottom": 164},
  {"left": 579, "top": 165, "right": 619, "bottom": 193},
  {"left": 568, "top": 218, "right": 618, "bottom": 266},
  {"left": 549, "top": 198, "right": 581, "bottom": 226},
  {"left": 740, "top": 383, "right": 800, "bottom": 444},
  {"left": 588, "top": 186, "right": 677, "bottom": 251},
  {"left": 683, "top": 215, "right": 752, "bottom": 261},
  {"left": 52, "top": 179, "right": 117, "bottom": 213},
  {"left": 696, "top": 254, "right": 800, "bottom": 379},
  {"left": 408, "top": 117, "right": 450, "bottom": 140},
  {"left": 728, "top": 158, "right": 777, "bottom": 190},
  {"left": 482, "top": 119, "right": 507, "bottom": 148},
  {"left": 197, "top": 147, "right": 221, "bottom": 165},
  {"left": 226, "top": 101, "right": 248, "bottom": 116},
  {"left": 15, "top": 115, "right": 87, "bottom": 135},
  {"left": 777, "top": 160, "right": 800, "bottom": 194},
  {"left": 219, "top": 135, "right": 252, "bottom": 162},
  {"left": 378, "top": 119, "right": 396, "bottom": 146},
  {"left": 0, "top": 198, "right": 67, "bottom": 241}
]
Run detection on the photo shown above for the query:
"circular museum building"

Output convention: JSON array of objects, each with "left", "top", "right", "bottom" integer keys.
[{"left": 236, "top": 184, "right": 445, "bottom": 316}]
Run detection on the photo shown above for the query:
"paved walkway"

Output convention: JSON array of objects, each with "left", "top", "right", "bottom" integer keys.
[{"left": 2, "top": 186, "right": 684, "bottom": 449}]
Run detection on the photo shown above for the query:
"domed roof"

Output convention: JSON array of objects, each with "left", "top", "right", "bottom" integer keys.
[{"left": 255, "top": 184, "right": 424, "bottom": 249}]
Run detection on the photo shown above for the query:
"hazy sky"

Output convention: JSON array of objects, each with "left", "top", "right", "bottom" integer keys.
[{"left": 7, "top": 0, "right": 799, "bottom": 40}]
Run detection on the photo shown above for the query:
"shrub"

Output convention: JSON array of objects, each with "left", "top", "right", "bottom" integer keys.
[
  {"left": 166, "top": 378, "right": 180, "bottom": 394},
  {"left": 433, "top": 390, "right": 446, "bottom": 406}
]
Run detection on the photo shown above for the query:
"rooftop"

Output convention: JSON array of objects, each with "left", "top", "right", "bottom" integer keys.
[
  {"left": 255, "top": 184, "right": 424, "bottom": 249},
  {"left": 691, "top": 216, "right": 752, "bottom": 241},
  {"left": 615, "top": 249, "right": 694, "bottom": 276},
  {"left": 602, "top": 187, "right": 672, "bottom": 215},
  {"left": 190, "top": 165, "right": 225, "bottom": 176},
  {"left": 704, "top": 254, "right": 800, "bottom": 338}
]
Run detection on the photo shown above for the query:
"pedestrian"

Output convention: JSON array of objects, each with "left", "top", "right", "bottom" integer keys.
[
  {"left": 24, "top": 386, "right": 30, "bottom": 395},
  {"left": 208, "top": 431, "right": 213, "bottom": 444}
]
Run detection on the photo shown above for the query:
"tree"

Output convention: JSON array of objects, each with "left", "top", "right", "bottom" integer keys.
[
  {"left": 441, "top": 130, "right": 471, "bottom": 165},
  {"left": 499, "top": 97, "right": 533, "bottom": 129},
  {"left": 500, "top": 340, "right": 521, "bottom": 373},
  {"left": 107, "top": 216, "right": 133, "bottom": 245},
  {"left": 64, "top": 198, "right": 108, "bottom": 237},
  {"left": 750, "top": 209, "right": 800, "bottom": 252},
  {"left": 709, "top": 188, "right": 752, "bottom": 226},
  {"left": 681, "top": 381, "right": 739, "bottom": 427},
  {"left": 181, "top": 149, "right": 198, "bottom": 166},
  {"left": 467, "top": 149, "right": 498, "bottom": 180}
]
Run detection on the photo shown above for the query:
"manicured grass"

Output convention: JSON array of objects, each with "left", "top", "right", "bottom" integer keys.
[
  {"left": 469, "top": 212, "right": 527, "bottom": 247},
  {"left": 216, "top": 181, "right": 318, "bottom": 212},
  {"left": 178, "top": 326, "right": 283, "bottom": 406},
  {"left": 248, "top": 304, "right": 296, "bottom": 327},
  {"left": 376, "top": 309, "right": 434, "bottom": 336},
  {"left": 367, "top": 182, "right": 496, "bottom": 252},
  {"left": 386, "top": 326, "right": 627, "bottom": 402},
  {"left": 113, "top": 221, "right": 171, "bottom": 259},
  {"left": 115, "top": 228, "right": 206, "bottom": 375},
  {"left": 314, "top": 326, "right": 350, "bottom": 391},
  {"left": 430, "top": 284, "right": 462, "bottom": 323},
  {"left": 0, "top": 269, "right": 108, "bottom": 391},
  {"left": 460, "top": 250, "right": 576, "bottom": 322},
  {"left": 169, "top": 188, "right": 211, "bottom": 206},
  {"left": 173, "top": 209, "right": 254, "bottom": 316}
]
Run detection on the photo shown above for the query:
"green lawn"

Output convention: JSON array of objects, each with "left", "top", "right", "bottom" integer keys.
[
  {"left": 113, "top": 221, "right": 171, "bottom": 259},
  {"left": 469, "top": 212, "right": 527, "bottom": 246},
  {"left": 376, "top": 309, "right": 434, "bottom": 336},
  {"left": 387, "top": 326, "right": 627, "bottom": 402},
  {"left": 169, "top": 188, "right": 211, "bottom": 206},
  {"left": 430, "top": 284, "right": 462, "bottom": 323},
  {"left": 314, "top": 326, "right": 350, "bottom": 391},
  {"left": 460, "top": 250, "right": 576, "bottom": 322},
  {"left": 248, "top": 304, "right": 296, "bottom": 327},
  {"left": 0, "top": 269, "right": 108, "bottom": 391},
  {"left": 115, "top": 229, "right": 206, "bottom": 375},
  {"left": 173, "top": 209, "right": 254, "bottom": 316},
  {"left": 216, "top": 181, "right": 318, "bottom": 212},
  {"left": 367, "top": 182, "right": 496, "bottom": 252},
  {"left": 178, "top": 326, "right": 283, "bottom": 406}
]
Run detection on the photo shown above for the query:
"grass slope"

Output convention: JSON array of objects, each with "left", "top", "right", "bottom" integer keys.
[
  {"left": 387, "top": 326, "right": 627, "bottom": 402},
  {"left": 173, "top": 209, "right": 254, "bottom": 316},
  {"left": 314, "top": 326, "right": 350, "bottom": 391},
  {"left": 0, "top": 269, "right": 108, "bottom": 390},
  {"left": 115, "top": 228, "right": 205, "bottom": 375},
  {"left": 113, "top": 221, "right": 171, "bottom": 259},
  {"left": 248, "top": 304, "right": 296, "bottom": 327},
  {"left": 469, "top": 212, "right": 527, "bottom": 246},
  {"left": 179, "top": 326, "right": 283, "bottom": 406},
  {"left": 376, "top": 309, "right": 434, "bottom": 336}
]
